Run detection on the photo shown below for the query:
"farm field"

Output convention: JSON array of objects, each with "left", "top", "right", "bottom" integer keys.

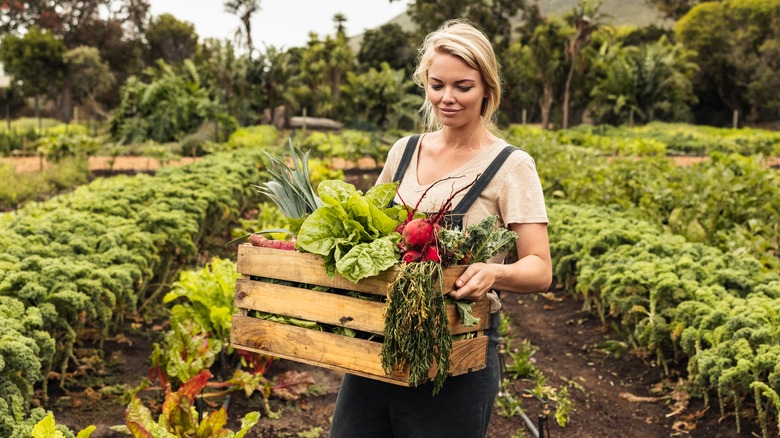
[{"left": 2, "top": 123, "right": 779, "bottom": 438}]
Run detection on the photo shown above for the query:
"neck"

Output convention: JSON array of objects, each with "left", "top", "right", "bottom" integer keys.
[{"left": 439, "top": 123, "right": 492, "bottom": 149}]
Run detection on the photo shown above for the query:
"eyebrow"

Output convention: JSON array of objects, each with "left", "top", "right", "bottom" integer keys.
[{"left": 429, "top": 77, "right": 478, "bottom": 84}]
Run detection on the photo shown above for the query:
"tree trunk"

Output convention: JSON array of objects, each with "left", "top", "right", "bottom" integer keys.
[
  {"left": 35, "top": 95, "right": 41, "bottom": 130},
  {"left": 540, "top": 83, "right": 553, "bottom": 130},
  {"left": 562, "top": 61, "right": 576, "bottom": 130}
]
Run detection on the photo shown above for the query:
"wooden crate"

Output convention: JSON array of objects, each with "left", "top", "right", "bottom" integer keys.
[{"left": 230, "top": 244, "right": 490, "bottom": 386}]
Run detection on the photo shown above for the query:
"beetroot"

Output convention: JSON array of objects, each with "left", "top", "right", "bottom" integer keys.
[
  {"left": 402, "top": 250, "right": 422, "bottom": 263},
  {"left": 395, "top": 174, "right": 479, "bottom": 265},
  {"left": 402, "top": 218, "right": 434, "bottom": 249},
  {"left": 423, "top": 246, "right": 440, "bottom": 262}
]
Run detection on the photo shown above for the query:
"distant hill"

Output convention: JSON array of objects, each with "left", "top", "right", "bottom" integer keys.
[{"left": 349, "top": 0, "right": 672, "bottom": 50}]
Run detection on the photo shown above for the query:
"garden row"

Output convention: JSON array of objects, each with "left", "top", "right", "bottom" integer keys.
[
  {"left": 513, "top": 127, "right": 780, "bottom": 435},
  {"left": 511, "top": 123, "right": 780, "bottom": 157},
  {"left": 0, "top": 147, "right": 270, "bottom": 436},
  {"left": 508, "top": 126, "right": 780, "bottom": 271},
  {"left": 547, "top": 201, "right": 780, "bottom": 436}
]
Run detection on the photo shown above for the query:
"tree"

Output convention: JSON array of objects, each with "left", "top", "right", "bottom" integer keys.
[
  {"left": 109, "top": 60, "right": 218, "bottom": 144},
  {"left": 561, "top": 0, "right": 605, "bottom": 129},
  {"left": 341, "top": 62, "right": 420, "bottom": 130},
  {"left": 646, "top": 0, "right": 721, "bottom": 20},
  {"left": 589, "top": 38, "right": 698, "bottom": 125},
  {"left": 224, "top": 0, "right": 261, "bottom": 55},
  {"left": 66, "top": 17, "right": 146, "bottom": 110},
  {"left": 261, "top": 46, "right": 299, "bottom": 126},
  {"left": 527, "top": 18, "right": 568, "bottom": 129},
  {"left": 394, "top": 0, "right": 526, "bottom": 51},
  {"left": 358, "top": 23, "right": 415, "bottom": 73},
  {"left": 291, "top": 17, "right": 356, "bottom": 119},
  {"left": 64, "top": 46, "right": 116, "bottom": 119},
  {"left": 748, "top": 27, "right": 780, "bottom": 118},
  {"left": 0, "top": 27, "right": 66, "bottom": 128},
  {"left": 0, "top": 0, "right": 150, "bottom": 39},
  {"left": 145, "top": 13, "right": 198, "bottom": 65},
  {"left": 501, "top": 42, "right": 542, "bottom": 124},
  {"left": 676, "top": 0, "right": 780, "bottom": 124}
]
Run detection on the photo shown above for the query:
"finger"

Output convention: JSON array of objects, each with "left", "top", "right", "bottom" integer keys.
[{"left": 455, "top": 264, "right": 480, "bottom": 289}]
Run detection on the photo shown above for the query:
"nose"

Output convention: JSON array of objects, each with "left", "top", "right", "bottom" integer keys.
[{"left": 442, "top": 86, "right": 456, "bottom": 104}]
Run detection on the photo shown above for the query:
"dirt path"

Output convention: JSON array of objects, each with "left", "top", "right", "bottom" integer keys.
[{"left": 1, "top": 156, "right": 201, "bottom": 173}]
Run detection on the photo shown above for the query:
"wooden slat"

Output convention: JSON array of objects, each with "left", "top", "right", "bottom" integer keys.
[
  {"left": 236, "top": 244, "right": 466, "bottom": 296},
  {"left": 230, "top": 315, "right": 488, "bottom": 386},
  {"left": 235, "top": 278, "right": 491, "bottom": 335},
  {"left": 235, "top": 277, "right": 386, "bottom": 335}
]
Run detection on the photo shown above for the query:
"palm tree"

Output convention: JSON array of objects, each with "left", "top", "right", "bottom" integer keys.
[
  {"left": 528, "top": 19, "right": 567, "bottom": 129},
  {"left": 562, "top": 0, "right": 605, "bottom": 129},
  {"left": 224, "top": 0, "right": 260, "bottom": 55}
]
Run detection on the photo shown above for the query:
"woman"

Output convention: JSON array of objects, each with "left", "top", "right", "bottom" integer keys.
[{"left": 330, "top": 19, "right": 552, "bottom": 438}]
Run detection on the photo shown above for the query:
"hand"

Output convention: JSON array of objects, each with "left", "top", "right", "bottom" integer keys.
[{"left": 448, "top": 262, "right": 497, "bottom": 301}]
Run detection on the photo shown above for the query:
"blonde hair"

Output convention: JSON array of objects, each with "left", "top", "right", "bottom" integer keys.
[{"left": 413, "top": 19, "right": 502, "bottom": 132}]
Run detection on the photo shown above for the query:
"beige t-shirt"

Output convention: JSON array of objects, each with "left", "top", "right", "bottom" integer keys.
[
  {"left": 377, "top": 134, "right": 549, "bottom": 229},
  {"left": 377, "top": 134, "right": 549, "bottom": 311}
]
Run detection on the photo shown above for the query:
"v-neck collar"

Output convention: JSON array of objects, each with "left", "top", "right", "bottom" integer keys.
[{"left": 411, "top": 134, "right": 505, "bottom": 189}]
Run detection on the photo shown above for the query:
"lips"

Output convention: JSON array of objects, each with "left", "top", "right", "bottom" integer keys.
[{"left": 439, "top": 108, "right": 459, "bottom": 116}]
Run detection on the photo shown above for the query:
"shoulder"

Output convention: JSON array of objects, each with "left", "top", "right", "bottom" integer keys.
[{"left": 498, "top": 143, "right": 537, "bottom": 170}]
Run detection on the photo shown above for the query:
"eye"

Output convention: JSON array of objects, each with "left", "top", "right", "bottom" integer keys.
[
  {"left": 457, "top": 86, "right": 473, "bottom": 92},
  {"left": 430, "top": 84, "right": 443, "bottom": 91}
]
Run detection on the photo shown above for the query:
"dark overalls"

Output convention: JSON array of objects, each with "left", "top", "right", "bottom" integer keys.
[{"left": 329, "top": 135, "right": 517, "bottom": 438}]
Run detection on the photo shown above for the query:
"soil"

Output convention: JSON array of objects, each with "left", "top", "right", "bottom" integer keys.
[{"left": 46, "top": 290, "right": 765, "bottom": 438}]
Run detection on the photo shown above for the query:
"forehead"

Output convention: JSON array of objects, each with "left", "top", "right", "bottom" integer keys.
[{"left": 427, "top": 52, "right": 481, "bottom": 81}]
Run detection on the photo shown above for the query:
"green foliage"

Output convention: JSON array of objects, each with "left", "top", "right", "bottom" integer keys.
[
  {"left": 115, "top": 371, "right": 260, "bottom": 438},
  {"left": 495, "top": 312, "right": 574, "bottom": 428},
  {"left": 676, "top": 0, "right": 780, "bottom": 123},
  {"left": 149, "top": 321, "right": 221, "bottom": 385},
  {"left": 508, "top": 126, "right": 780, "bottom": 269},
  {"left": 258, "top": 140, "right": 324, "bottom": 219},
  {"left": 0, "top": 27, "right": 66, "bottom": 98},
  {"left": 108, "top": 60, "right": 219, "bottom": 145},
  {"left": 0, "top": 158, "right": 89, "bottom": 210},
  {"left": 547, "top": 200, "right": 780, "bottom": 433},
  {"left": 145, "top": 13, "right": 199, "bottom": 65},
  {"left": 341, "top": 63, "right": 420, "bottom": 131},
  {"left": 35, "top": 134, "right": 103, "bottom": 162},
  {"left": 0, "top": 148, "right": 265, "bottom": 431},
  {"left": 382, "top": 260, "right": 451, "bottom": 394},
  {"left": 164, "top": 258, "right": 241, "bottom": 343},
  {"left": 588, "top": 37, "right": 698, "bottom": 125},
  {"left": 224, "top": 125, "right": 279, "bottom": 150},
  {"left": 295, "top": 181, "right": 402, "bottom": 282},
  {"left": 31, "top": 412, "right": 94, "bottom": 438}
]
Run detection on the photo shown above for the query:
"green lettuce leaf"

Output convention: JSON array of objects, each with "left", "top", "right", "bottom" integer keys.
[{"left": 335, "top": 236, "right": 401, "bottom": 283}]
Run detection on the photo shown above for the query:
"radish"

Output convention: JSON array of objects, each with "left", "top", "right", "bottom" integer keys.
[
  {"left": 422, "top": 246, "right": 440, "bottom": 262},
  {"left": 402, "top": 250, "right": 422, "bottom": 264},
  {"left": 395, "top": 174, "right": 480, "bottom": 265},
  {"left": 402, "top": 219, "right": 434, "bottom": 249}
]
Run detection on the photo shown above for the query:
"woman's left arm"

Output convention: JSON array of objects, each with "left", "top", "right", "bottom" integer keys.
[{"left": 448, "top": 222, "right": 552, "bottom": 301}]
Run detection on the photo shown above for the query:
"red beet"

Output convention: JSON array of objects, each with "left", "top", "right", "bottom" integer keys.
[
  {"left": 402, "top": 250, "right": 422, "bottom": 263},
  {"left": 423, "top": 246, "right": 440, "bottom": 262},
  {"left": 402, "top": 218, "right": 434, "bottom": 249}
]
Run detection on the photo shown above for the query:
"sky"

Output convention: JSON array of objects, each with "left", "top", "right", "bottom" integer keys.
[{"left": 148, "top": 0, "right": 409, "bottom": 50}]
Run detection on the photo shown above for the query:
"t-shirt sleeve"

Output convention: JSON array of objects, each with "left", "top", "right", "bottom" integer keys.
[{"left": 497, "top": 151, "right": 548, "bottom": 225}]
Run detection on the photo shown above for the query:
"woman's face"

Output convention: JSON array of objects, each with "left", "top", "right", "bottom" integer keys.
[{"left": 426, "top": 51, "right": 487, "bottom": 129}]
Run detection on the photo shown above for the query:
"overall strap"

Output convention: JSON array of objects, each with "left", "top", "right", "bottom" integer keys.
[
  {"left": 447, "top": 145, "right": 517, "bottom": 229},
  {"left": 392, "top": 134, "right": 421, "bottom": 183}
]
